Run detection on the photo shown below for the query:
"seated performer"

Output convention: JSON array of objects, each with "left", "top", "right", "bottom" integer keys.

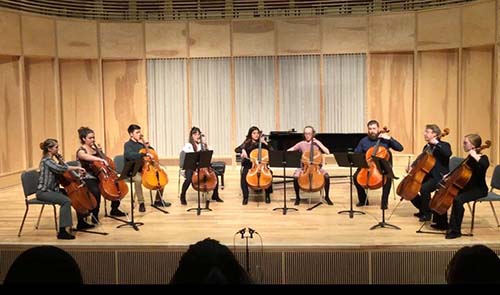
[
  {"left": 235, "top": 126, "right": 274, "bottom": 205},
  {"left": 432, "top": 134, "right": 490, "bottom": 239},
  {"left": 179, "top": 127, "right": 223, "bottom": 205},
  {"left": 36, "top": 139, "right": 91, "bottom": 239},
  {"left": 287, "top": 126, "right": 333, "bottom": 206},
  {"left": 408, "top": 124, "right": 452, "bottom": 222},
  {"left": 124, "top": 124, "right": 170, "bottom": 212},
  {"left": 353, "top": 120, "right": 404, "bottom": 209}
]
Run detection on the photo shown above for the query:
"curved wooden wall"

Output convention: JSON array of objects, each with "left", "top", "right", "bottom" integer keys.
[{"left": 0, "top": 0, "right": 498, "bottom": 187}]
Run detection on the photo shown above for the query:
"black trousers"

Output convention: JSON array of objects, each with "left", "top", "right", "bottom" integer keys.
[
  {"left": 181, "top": 169, "right": 219, "bottom": 198},
  {"left": 353, "top": 168, "right": 391, "bottom": 209},
  {"left": 410, "top": 176, "right": 440, "bottom": 216},
  {"left": 433, "top": 188, "right": 488, "bottom": 232},
  {"left": 240, "top": 166, "right": 273, "bottom": 199},
  {"left": 293, "top": 173, "right": 330, "bottom": 199},
  {"left": 85, "top": 178, "right": 120, "bottom": 214}
]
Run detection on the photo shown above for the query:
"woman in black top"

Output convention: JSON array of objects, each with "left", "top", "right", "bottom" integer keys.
[
  {"left": 76, "top": 127, "right": 127, "bottom": 222},
  {"left": 432, "top": 134, "right": 490, "bottom": 239},
  {"left": 235, "top": 126, "right": 273, "bottom": 205}
]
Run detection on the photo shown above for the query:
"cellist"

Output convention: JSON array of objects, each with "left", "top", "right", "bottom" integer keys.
[
  {"left": 179, "top": 127, "right": 223, "bottom": 205},
  {"left": 76, "top": 126, "right": 127, "bottom": 221},
  {"left": 124, "top": 124, "right": 170, "bottom": 212},
  {"left": 287, "top": 126, "right": 333, "bottom": 206},
  {"left": 235, "top": 126, "right": 273, "bottom": 205},
  {"left": 432, "top": 134, "right": 490, "bottom": 239},
  {"left": 353, "top": 120, "right": 404, "bottom": 209},
  {"left": 409, "top": 124, "right": 452, "bottom": 222},
  {"left": 36, "top": 139, "right": 89, "bottom": 239}
]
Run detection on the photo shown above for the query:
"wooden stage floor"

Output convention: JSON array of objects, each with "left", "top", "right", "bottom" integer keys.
[
  {"left": 1, "top": 165, "right": 499, "bottom": 250},
  {"left": 1, "top": 165, "right": 500, "bottom": 284}
]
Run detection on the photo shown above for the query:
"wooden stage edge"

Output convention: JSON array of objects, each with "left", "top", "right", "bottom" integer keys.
[{"left": 1, "top": 164, "right": 499, "bottom": 284}]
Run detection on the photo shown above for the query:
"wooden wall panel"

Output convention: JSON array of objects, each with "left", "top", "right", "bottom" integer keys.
[
  {"left": 0, "top": 56, "right": 25, "bottom": 173},
  {"left": 59, "top": 60, "right": 102, "bottom": 159},
  {"left": 102, "top": 60, "right": 147, "bottom": 157},
  {"left": 25, "top": 58, "right": 59, "bottom": 167},
  {"left": 56, "top": 20, "right": 98, "bottom": 59},
  {"left": 417, "top": 8, "right": 461, "bottom": 50},
  {"left": 232, "top": 20, "right": 275, "bottom": 56},
  {"left": 145, "top": 22, "right": 188, "bottom": 58},
  {"left": 100, "top": 23, "right": 145, "bottom": 59},
  {"left": 416, "top": 51, "right": 459, "bottom": 154},
  {"left": 21, "top": 16, "right": 56, "bottom": 57},
  {"left": 462, "top": 1, "right": 496, "bottom": 47},
  {"left": 189, "top": 21, "right": 231, "bottom": 57},
  {"left": 368, "top": 13, "right": 415, "bottom": 52},
  {"left": 0, "top": 11, "right": 21, "bottom": 55},
  {"left": 322, "top": 16, "right": 368, "bottom": 54},
  {"left": 367, "top": 53, "right": 414, "bottom": 153},
  {"left": 461, "top": 47, "right": 494, "bottom": 158},
  {"left": 277, "top": 18, "right": 321, "bottom": 55}
]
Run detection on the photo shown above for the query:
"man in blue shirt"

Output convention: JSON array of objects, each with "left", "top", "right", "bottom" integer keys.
[{"left": 353, "top": 120, "right": 404, "bottom": 209}]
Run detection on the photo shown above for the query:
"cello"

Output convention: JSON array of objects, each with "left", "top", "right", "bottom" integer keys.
[
  {"left": 139, "top": 136, "right": 169, "bottom": 190},
  {"left": 54, "top": 153, "right": 97, "bottom": 215},
  {"left": 356, "top": 126, "right": 390, "bottom": 190},
  {"left": 430, "top": 140, "right": 491, "bottom": 215},
  {"left": 191, "top": 135, "right": 218, "bottom": 192},
  {"left": 90, "top": 143, "right": 129, "bottom": 201},
  {"left": 397, "top": 128, "right": 450, "bottom": 201},
  {"left": 297, "top": 138, "right": 325, "bottom": 192},
  {"left": 245, "top": 133, "right": 273, "bottom": 190}
]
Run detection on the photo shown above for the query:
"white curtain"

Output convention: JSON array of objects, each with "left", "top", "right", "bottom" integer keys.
[
  {"left": 147, "top": 59, "right": 188, "bottom": 157},
  {"left": 234, "top": 56, "right": 275, "bottom": 146},
  {"left": 324, "top": 54, "right": 366, "bottom": 133},
  {"left": 279, "top": 55, "right": 321, "bottom": 132},
  {"left": 190, "top": 58, "right": 231, "bottom": 156}
]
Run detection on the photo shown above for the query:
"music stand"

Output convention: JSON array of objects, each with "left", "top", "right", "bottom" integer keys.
[
  {"left": 269, "top": 151, "right": 301, "bottom": 215},
  {"left": 116, "top": 158, "right": 144, "bottom": 231},
  {"left": 369, "top": 156, "right": 400, "bottom": 230},
  {"left": 184, "top": 151, "right": 213, "bottom": 216},
  {"left": 335, "top": 152, "right": 368, "bottom": 218}
]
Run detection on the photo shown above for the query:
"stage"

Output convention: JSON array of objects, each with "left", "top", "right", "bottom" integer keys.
[{"left": 1, "top": 163, "right": 499, "bottom": 284}]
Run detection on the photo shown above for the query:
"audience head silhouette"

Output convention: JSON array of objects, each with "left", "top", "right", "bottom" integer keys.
[
  {"left": 4, "top": 246, "right": 83, "bottom": 284},
  {"left": 446, "top": 244, "right": 500, "bottom": 284},
  {"left": 170, "top": 238, "right": 251, "bottom": 284}
]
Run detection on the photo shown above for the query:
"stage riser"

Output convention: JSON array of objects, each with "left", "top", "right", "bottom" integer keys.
[{"left": 2, "top": 248, "right": 498, "bottom": 284}]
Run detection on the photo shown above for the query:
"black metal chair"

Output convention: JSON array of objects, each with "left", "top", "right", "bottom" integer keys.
[
  {"left": 469, "top": 165, "right": 500, "bottom": 235},
  {"left": 18, "top": 170, "right": 58, "bottom": 237}
]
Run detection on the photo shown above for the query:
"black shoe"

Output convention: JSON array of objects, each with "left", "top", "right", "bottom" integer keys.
[
  {"left": 265, "top": 195, "right": 271, "bottom": 204},
  {"left": 414, "top": 212, "right": 423, "bottom": 218},
  {"left": 430, "top": 223, "right": 449, "bottom": 231},
  {"left": 77, "top": 221, "right": 95, "bottom": 230},
  {"left": 212, "top": 195, "right": 224, "bottom": 203},
  {"left": 445, "top": 230, "right": 462, "bottom": 239},
  {"left": 356, "top": 200, "right": 368, "bottom": 207},
  {"left": 242, "top": 198, "right": 248, "bottom": 205},
  {"left": 110, "top": 209, "right": 126, "bottom": 217},
  {"left": 325, "top": 198, "right": 333, "bottom": 206},
  {"left": 154, "top": 199, "right": 171, "bottom": 207},
  {"left": 57, "top": 230, "right": 75, "bottom": 240},
  {"left": 294, "top": 198, "right": 300, "bottom": 206},
  {"left": 180, "top": 196, "right": 187, "bottom": 205},
  {"left": 419, "top": 214, "right": 432, "bottom": 222},
  {"left": 139, "top": 203, "right": 146, "bottom": 212}
]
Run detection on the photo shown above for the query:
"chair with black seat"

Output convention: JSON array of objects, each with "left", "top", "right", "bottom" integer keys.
[
  {"left": 18, "top": 170, "right": 58, "bottom": 237},
  {"left": 469, "top": 164, "right": 500, "bottom": 235},
  {"left": 178, "top": 150, "right": 186, "bottom": 198}
]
